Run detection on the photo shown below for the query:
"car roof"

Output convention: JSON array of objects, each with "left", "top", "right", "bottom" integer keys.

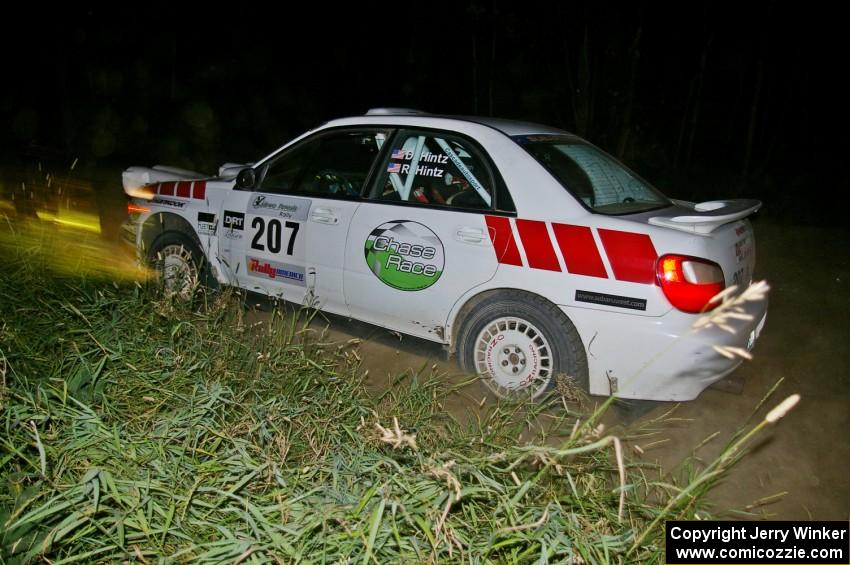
[
  {"left": 350, "top": 108, "right": 580, "bottom": 139},
  {"left": 446, "top": 116, "right": 572, "bottom": 137}
]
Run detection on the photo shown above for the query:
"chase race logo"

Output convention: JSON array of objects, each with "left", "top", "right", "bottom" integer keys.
[{"left": 364, "top": 221, "right": 444, "bottom": 291}]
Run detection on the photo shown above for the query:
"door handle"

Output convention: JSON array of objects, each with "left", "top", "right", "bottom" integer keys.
[
  {"left": 456, "top": 226, "right": 486, "bottom": 244},
  {"left": 311, "top": 207, "right": 339, "bottom": 224}
]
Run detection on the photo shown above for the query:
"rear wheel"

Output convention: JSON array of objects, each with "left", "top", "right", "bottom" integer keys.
[
  {"left": 457, "top": 291, "right": 588, "bottom": 400},
  {"left": 147, "top": 232, "right": 207, "bottom": 299}
]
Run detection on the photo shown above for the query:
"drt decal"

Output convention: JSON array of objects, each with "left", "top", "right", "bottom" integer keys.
[{"left": 364, "top": 221, "right": 444, "bottom": 291}]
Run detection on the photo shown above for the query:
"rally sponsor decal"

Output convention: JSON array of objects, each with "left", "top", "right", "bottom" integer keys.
[
  {"left": 433, "top": 138, "right": 490, "bottom": 205},
  {"left": 223, "top": 210, "right": 244, "bottom": 239},
  {"left": 151, "top": 198, "right": 186, "bottom": 209},
  {"left": 224, "top": 211, "right": 245, "bottom": 230},
  {"left": 249, "top": 194, "right": 310, "bottom": 221},
  {"left": 364, "top": 221, "right": 444, "bottom": 291},
  {"left": 575, "top": 290, "right": 647, "bottom": 311},
  {"left": 735, "top": 234, "right": 753, "bottom": 263},
  {"left": 197, "top": 212, "right": 216, "bottom": 235},
  {"left": 246, "top": 256, "right": 306, "bottom": 286}
]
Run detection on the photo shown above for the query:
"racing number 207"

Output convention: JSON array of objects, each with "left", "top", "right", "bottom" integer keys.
[{"left": 251, "top": 218, "right": 299, "bottom": 255}]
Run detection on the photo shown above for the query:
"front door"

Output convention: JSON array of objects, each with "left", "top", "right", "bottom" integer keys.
[
  {"left": 220, "top": 128, "right": 390, "bottom": 312},
  {"left": 300, "top": 129, "right": 389, "bottom": 314}
]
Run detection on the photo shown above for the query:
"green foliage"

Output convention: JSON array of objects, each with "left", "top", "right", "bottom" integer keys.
[{"left": 0, "top": 234, "right": 782, "bottom": 564}]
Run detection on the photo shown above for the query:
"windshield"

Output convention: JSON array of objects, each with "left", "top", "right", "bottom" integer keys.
[{"left": 514, "top": 135, "right": 671, "bottom": 214}]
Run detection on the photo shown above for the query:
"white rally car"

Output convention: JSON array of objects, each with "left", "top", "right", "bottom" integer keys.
[{"left": 121, "top": 109, "right": 766, "bottom": 401}]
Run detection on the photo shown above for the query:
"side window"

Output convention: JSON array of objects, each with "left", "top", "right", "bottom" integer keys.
[
  {"left": 259, "top": 140, "right": 317, "bottom": 194},
  {"left": 522, "top": 140, "right": 666, "bottom": 211},
  {"left": 557, "top": 144, "right": 650, "bottom": 207},
  {"left": 259, "top": 130, "right": 390, "bottom": 196},
  {"left": 372, "top": 132, "right": 495, "bottom": 210}
]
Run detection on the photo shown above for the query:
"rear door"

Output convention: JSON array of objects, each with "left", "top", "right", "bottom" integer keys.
[{"left": 343, "top": 130, "right": 508, "bottom": 341}]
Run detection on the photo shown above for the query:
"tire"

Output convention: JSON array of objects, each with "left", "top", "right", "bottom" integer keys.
[
  {"left": 147, "top": 231, "right": 209, "bottom": 299},
  {"left": 456, "top": 290, "right": 588, "bottom": 400}
]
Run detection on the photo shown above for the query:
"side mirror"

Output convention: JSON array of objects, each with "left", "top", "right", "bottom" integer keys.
[{"left": 235, "top": 168, "right": 256, "bottom": 190}]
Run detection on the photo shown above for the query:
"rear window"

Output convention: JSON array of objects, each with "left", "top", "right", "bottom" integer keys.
[{"left": 514, "top": 135, "right": 670, "bottom": 214}]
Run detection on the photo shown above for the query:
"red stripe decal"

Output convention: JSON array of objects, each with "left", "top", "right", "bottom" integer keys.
[
  {"left": 598, "top": 229, "right": 657, "bottom": 284},
  {"left": 159, "top": 182, "right": 175, "bottom": 196},
  {"left": 485, "top": 216, "right": 523, "bottom": 266},
  {"left": 176, "top": 181, "right": 192, "bottom": 198},
  {"left": 515, "top": 219, "right": 561, "bottom": 272},
  {"left": 551, "top": 223, "right": 608, "bottom": 278},
  {"left": 192, "top": 180, "right": 206, "bottom": 200}
]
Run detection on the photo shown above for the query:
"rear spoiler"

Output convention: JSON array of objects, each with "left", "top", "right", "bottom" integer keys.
[
  {"left": 122, "top": 165, "right": 205, "bottom": 197},
  {"left": 648, "top": 199, "right": 762, "bottom": 235}
]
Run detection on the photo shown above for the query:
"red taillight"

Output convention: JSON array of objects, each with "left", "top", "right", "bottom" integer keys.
[
  {"left": 656, "top": 254, "right": 725, "bottom": 313},
  {"left": 127, "top": 202, "right": 150, "bottom": 214}
]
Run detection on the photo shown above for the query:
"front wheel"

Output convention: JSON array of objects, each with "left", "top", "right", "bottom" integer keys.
[
  {"left": 147, "top": 232, "right": 208, "bottom": 299},
  {"left": 457, "top": 291, "right": 588, "bottom": 400}
]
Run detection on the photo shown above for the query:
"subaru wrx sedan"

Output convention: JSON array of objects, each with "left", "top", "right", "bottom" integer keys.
[{"left": 121, "top": 109, "right": 766, "bottom": 401}]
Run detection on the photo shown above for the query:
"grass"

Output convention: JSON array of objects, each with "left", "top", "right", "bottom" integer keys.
[{"left": 0, "top": 221, "right": 795, "bottom": 563}]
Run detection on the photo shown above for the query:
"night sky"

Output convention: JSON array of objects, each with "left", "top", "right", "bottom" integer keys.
[{"left": 2, "top": 2, "right": 846, "bottom": 223}]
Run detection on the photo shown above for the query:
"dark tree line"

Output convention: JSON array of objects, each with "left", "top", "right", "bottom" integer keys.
[{"left": 1, "top": 2, "right": 844, "bottom": 222}]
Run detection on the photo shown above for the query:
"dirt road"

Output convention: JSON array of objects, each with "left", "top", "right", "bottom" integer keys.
[{"left": 283, "top": 219, "right": 849, "bottom": 519}]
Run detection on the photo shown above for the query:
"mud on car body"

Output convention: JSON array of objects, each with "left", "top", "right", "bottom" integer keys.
[{"left": 121, "top": 109, "right": 767, "bottom": 401}]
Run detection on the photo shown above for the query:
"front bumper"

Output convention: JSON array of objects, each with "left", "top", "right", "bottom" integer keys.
[
  {"left": 565, "top": 297, "right": 768, "bottom": 401},
  {"left": 119, "top": 219, "right": 142, "bottom": 263}
]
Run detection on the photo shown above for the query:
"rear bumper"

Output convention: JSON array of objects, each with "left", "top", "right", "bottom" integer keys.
[{"left": 565, "top": 297, "right": 768, "bottom": 401}]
